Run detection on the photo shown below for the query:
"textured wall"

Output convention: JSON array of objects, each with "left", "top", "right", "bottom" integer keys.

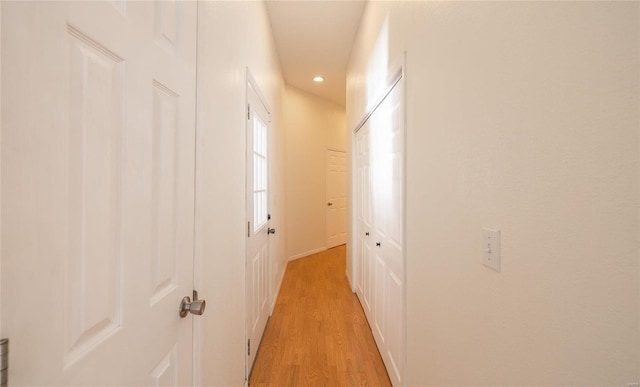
[
  {"left": 348, "top": 2, "right": 639, "bottom": 384},
  {"left": 195, "top": 2, "right": 285, "bottom": 385}
]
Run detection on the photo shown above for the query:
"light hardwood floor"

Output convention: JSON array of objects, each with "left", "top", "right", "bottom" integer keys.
[{"left": 249, "top": 245, "right": 391, "bottom": 387}]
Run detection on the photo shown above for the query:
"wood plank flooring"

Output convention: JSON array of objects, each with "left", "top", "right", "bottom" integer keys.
[{"left": 249, "top": 245, "right": 391, "bottom": 387}]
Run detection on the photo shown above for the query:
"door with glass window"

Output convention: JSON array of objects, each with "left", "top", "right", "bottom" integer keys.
[{"left": 245, "top": 78, "right": 271, "bottom": 375}]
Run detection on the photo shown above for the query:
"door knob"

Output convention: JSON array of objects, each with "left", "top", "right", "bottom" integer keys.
[
  {"left": 365, "top": 232, "right": 369, "bottom": 236},
  {"left": 327, "top": 202, "right": 333, "bottom": 206},
  {"left": 376, "top": 242, "right": 381, "bottom": 247},
  {"left": 268, "top": 228, "right": 276, "bottom": 234},
  {"left": 179, "top": 296, "right": 206, "bottom": 318}
]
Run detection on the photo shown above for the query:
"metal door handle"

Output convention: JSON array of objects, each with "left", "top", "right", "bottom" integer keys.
[
  {"left": 268, "top": 228, "right": 276, "bottom": 234},
  {"left": 376, "top": 242, "right": 381, "bottom": 247},
  {"left": 365, "top": 232, "right": 369, "bottom": 236},
  {"left": 327, "top": 202, "right": 333, "bottom": 206},
  {"left": 180, "top": 296, "right": 206, "bottom": 317}
]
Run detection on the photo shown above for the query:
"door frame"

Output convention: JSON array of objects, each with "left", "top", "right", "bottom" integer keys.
[
  {"left": 244, "top": 68, "right": 272, "bottom": 381},
  {"left": 349, "top": 52, "right": 407, "bottom": 384},
  {"left": 0, "top": 1, "right": 3, "bottom": 337}
]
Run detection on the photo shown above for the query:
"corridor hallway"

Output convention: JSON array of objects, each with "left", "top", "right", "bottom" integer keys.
[{"left": 249, "top": 246, "right": 391, "bottom": 386}]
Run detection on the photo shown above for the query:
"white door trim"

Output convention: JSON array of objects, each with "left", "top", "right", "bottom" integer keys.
[
  {"left": 192, "top": 2, "right": 203, "bottom": 385},
  {"left": 352, "top": 59, "right": 405, "bottom": 135},
  {"left": 246, "top": 68, "right": 272, "bottom": 118},
  {"left": 0, "top": 0, "right": 3, "bottom": 338}
]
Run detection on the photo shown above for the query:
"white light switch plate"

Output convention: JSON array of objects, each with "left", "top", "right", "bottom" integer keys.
[{"left": 482, "top": 228, "right": 501, "bottom": 272}]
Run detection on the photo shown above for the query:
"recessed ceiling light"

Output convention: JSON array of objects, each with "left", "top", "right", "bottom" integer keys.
[{"left": 313, "top": 76, "right": 325, "bottom": 83}]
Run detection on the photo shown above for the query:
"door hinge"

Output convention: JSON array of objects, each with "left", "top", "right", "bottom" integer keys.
[
  {"left": 247, "top": 104, "right": 251, "bottom": 120},
  {"left": 247, "top": 339, "right": 251, "bottom": 356}
]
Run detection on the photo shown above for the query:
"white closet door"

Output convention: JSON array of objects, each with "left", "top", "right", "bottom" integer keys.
[
  {"left": 1, "top": 2, "right": 198, "bottom": 385},
  {"left": 375, "top": 80, "right": 405, "bottom": 386},
  {"left": 355, "top": 77, "right": 404, "bottom": 386},
  {"left": 356, "top": 123, "right": 374, "bottom": 321}
]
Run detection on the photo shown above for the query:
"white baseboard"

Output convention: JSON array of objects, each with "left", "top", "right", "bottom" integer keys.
[
  {"left": 270, "top": 261, "right": 288, "bottom": 314},
  {"left": 287, "top": 246, "right": 327, "bottom": 261}
]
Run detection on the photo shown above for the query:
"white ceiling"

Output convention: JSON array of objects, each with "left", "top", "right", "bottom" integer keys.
[{"left": 265, "top": 0, "right": 366, "bottom": 107}]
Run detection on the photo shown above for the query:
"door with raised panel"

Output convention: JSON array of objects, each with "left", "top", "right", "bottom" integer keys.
[
  {"left": 326, "top": 149, "right": 347, "bottom": 249},
  {"left": 356, "top": 124, "right": 374, "bottom": 320},
  {"left": 1, "top": 1, "right": 197, "bottom": 385},
  {"left": 371, "top": 79, "right": 404, "bottom": 386},
  {"left": 354, "top": 76, "right": 404, "bottom": 386},
  {"left": 245, "top": 78, "right": 271, "bottom": 375}
]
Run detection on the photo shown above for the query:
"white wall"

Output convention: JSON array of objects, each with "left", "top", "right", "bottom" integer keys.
[
  {"left": 348, "top": 2, "right": 639, "bottom": 384},
  {"left": 195, "top": 2, "right": 285, "bottom": 385},
  {"left": 284, "top": 85, "right": 346, "bottom": 260}
]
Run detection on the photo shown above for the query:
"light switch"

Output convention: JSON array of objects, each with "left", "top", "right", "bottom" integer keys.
[{"left": 482, "top": 228, "right": 501, "bottom": 272}]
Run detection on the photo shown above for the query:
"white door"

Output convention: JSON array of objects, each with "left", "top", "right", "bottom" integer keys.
[
  {"left": 356, "top": 125, "right": 374, "bottom": 318},
  {"left": 246, "top": 79, "right": 271, "bottom": 375},
  {"left": 326, "top": 149, "right": 347, "bottom": 248},
  {"left": 1, "top": 2, "right": 198, "bottom": 385},
  {"left": 355, "top": 77, "right": 405, "bottom": 386}
]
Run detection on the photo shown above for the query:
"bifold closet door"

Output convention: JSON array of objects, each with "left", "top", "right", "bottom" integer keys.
[{"left": 355, "top": 78, "right": 404, "bottom": 386}]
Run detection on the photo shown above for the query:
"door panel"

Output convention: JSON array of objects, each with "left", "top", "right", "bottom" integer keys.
[
  {"left": 374, "top": 254, "right": 386, "bottom": 342},
  {"left": 66, "top": 25, "right": 124, "bottom": 366},
  {"left": 379, "top": 88, "right": 404, "bottom": 386},
  {"left": 2, "top": 2, "right": 197, "bottom": 385},
  {"left": 356, "top": 124, "right": 374, "bottom": 319},
  {"left": 363, "top": 242, "right": 372, "bottom": 313},
  {"left": 386, "top": 270, "right": 403, "bottom": 383},
  {"left": 151, "top": 80, "right": 180, "bottom": 306},
  {"left": 150, "top": 345, "right": 178, "bottom": 386}
]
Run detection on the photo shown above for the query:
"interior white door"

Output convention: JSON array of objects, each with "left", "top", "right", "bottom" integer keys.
[
  {"left": 246, "top": 79, "right": 271, "bottom": 375},
  {"left": 356, "top": 127, "right": 374, "bottom": 319},
  {"left": 355, "top": 77, "right": 405, "bottom": 386},
  {"left": 1, "top": 1, "right": 197, "bottom": 385},
  {"left": 326, "top": 149, "right": 347, "bottom": 249},
  {"left": 373, "top": 79, "right": 404, "bottom": 386}
]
